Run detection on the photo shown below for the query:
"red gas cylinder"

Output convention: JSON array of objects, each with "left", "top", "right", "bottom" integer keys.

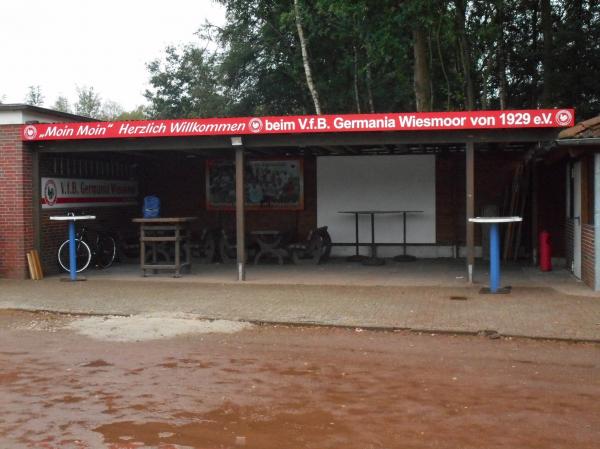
[{"left": 539, "top": 230, "right": 552, "bottom": 272}]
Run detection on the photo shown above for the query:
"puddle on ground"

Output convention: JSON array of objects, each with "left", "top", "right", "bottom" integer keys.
[{"left": 95, "top": 407, "right": 346, "bottom": 449}]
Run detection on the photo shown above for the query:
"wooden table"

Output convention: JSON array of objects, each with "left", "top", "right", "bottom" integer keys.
[{"left": 132, "top": 217, "right": 197, "bottom": 277}]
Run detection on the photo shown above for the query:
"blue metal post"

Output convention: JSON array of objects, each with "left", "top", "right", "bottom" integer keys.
[
  {"left": 68, "top": 220, "right": 77, "bottom": 281},
  {"left": 489, "top": 223, "right": 500, "bottom": 293}
]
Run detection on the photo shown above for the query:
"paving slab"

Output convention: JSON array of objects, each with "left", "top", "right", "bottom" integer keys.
[{"left": 1, "top": 274, "right": 599, "bottom": 341}]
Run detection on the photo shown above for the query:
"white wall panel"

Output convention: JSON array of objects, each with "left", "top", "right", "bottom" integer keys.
[{"left": 317, "top": 155, "right": 435, "bottom": 256}]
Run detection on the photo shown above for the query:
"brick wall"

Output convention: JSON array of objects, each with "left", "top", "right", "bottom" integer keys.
[
  {"left": 0, "top": 125, "right": 33, "bottom": 278},
  {"left": 581, "top": 224, "right": 595, "bottom": 289}
]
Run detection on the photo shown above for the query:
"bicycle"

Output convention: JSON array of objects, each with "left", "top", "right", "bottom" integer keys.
[{"left": 57, "top": 221, "right": 117, "bottom": 273}]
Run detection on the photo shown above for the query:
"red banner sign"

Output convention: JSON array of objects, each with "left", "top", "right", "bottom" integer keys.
[{"left": 22, "top": 109, "right": 575, "bottom": 142}]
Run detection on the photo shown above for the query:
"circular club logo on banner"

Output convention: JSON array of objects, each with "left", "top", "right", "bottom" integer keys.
[
  {"left": 44, "top": 179, "right": 58, "bottom": 206},
  {"left": 23, "top": 125, "right": 38, "bottom": 140},
  {"left": 555, "top": 109, "right": 573, "bottom": 127},
  {"left": 249, "top": 117, "right": 263, "bottom": 133}
]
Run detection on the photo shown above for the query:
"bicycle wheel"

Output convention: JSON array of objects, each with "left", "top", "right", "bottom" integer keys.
[
  {"left": 95, "top": 234, "right": 117, "bottom": 269},
  {"left": 58, "top": 239, "right": 92, "bottom": 273}
]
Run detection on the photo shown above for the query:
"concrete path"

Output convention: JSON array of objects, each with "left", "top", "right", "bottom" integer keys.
[{"left": 1, "top": 277, "right": 600, "bottom": 341}]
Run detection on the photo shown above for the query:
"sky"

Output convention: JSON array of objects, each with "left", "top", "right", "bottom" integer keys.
[{"left": 0, "top": 0, "right": 225, "bottom": 110}]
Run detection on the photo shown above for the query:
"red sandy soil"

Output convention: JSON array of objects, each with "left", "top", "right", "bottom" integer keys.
[{"left": 0, "top": 310, "right": 599, "bottom": 449}]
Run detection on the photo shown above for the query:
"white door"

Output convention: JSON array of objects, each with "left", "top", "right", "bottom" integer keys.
[{"left": 573, "top": 161, "right": 582, "bottom": 278}]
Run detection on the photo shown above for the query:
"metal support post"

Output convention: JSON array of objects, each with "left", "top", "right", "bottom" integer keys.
[
  {"left": 490, "top": 223, "right": 500, "bottom": 293},
  {"left": 235, "top": 147, "right": 246, "bottom": 281},
  {"left": 466, "top": 142, "right": 475, "bottom": 283},
  {"left": 68, "top": 220, "right": 77, "bottom": 281}
]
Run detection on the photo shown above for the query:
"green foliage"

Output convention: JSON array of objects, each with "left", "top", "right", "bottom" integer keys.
[
  {"left": 98, "top": 100, "right": 124, "bottom": 121},
  {"left": 115, "top": 105, "right": 149, "bottom": 121},
  {"left": 25, "top": 85, "right": 44, "bottom": 106},
  {"left": 75, "top": 86, "right": 102, "bottom": 118},
  {"left": 145, "top": 45, "right": 229, "bottom": 118},
  {"left": 53, "top": 96, "right": 71, "bottom": 113},
  {"left": 145, "top": 0, "right": 600, "bottom": 119}
]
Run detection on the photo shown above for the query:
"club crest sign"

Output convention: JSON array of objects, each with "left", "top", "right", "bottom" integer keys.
[
  {"left": 23, "top": 125, "right": 37, "bottom": 139},
  {"left": 555, "top": 109, "right": 573, "bottom": 127},
  {"left": 43, "top": 179, "right": 57, "bottom": 206}
]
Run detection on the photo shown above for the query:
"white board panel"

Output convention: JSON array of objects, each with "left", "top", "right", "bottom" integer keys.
[{"left": 317, "top": 155, "right": 435, "bottom": 255}]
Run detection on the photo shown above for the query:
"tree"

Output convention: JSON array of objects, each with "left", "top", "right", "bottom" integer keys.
[
  {"left": 453, "top": 0, "right": 475, "bottom": 110},
  {"left": 75, "top": 86, "right": 102, "bottom": 118},
  {"left": 293, "top": 0, "right": 321, "bottom": 114},
  {"left": 115, "top": 106, "right": 149, "bottom": 121},
  {"left": 145, "top": 45, "right": 229, "bottom": 118},
  {"left": 53, "top": 96, "right": 72, "bottom": 113},
  {"left": 412, "top": 26, "right": 432, "bottom": 112},
  {"left": 145, "top": 0, "right": 600, "bottom": 119},
  {"left": 25, "top": 85, "right": 44, "bottom": 106},
  {"left": 99, "top": 100, "right": 124, "bottom": 121}
]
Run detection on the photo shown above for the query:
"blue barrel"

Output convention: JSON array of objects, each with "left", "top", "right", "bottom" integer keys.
[{"left": 143, "top": 195, "right": 160, "bottom": 218}]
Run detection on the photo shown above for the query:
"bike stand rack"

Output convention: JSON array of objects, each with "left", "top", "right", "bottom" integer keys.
[{"left": 50, "top": 215, "right": 96, "bottom": 281}]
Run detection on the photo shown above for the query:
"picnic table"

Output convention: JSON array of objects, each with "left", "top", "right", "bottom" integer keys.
[{"left": 251, "top": 230, "right": 288, "bottom": 265}]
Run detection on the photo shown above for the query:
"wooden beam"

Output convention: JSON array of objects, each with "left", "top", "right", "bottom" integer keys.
[
  {"left": 235, "top": 147, "right": 246, "bottom": 281},
  {"left": 466, "top": 142, "right": 475, "bottom": 283}
]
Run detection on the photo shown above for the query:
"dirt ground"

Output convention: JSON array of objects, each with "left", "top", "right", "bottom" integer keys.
[{"left": 0, "top": 310, "right": 599, "bottom": 449}]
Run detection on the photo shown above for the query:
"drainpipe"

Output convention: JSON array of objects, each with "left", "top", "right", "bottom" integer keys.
[{"left": 594, "top": 154, "right": 600, "bottom": 291}]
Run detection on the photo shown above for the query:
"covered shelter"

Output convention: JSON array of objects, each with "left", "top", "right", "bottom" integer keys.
[{"left": 1, "top": 105, "right": 577, "bottom": 287}]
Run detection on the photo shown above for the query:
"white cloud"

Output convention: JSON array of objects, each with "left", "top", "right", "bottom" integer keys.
[{"left": 0, "top": 0, "right": 225, "bottom": 110}]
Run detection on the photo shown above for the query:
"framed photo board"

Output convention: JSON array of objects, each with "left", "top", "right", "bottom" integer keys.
[{"left": 206, "top": 158, "right": 304, "bottom": 210}]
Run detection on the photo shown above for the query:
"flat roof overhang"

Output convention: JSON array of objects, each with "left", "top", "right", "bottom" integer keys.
[{"left": 30, "top": 128, "right": 562, "bottom": 156}]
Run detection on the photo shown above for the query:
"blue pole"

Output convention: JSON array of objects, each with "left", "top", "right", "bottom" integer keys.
[
  {"left": 490, "top": 223, "right": 500, "bottom": 293},
  {"left": 68, "top": 220, "right": 77, "bottom": 281}
]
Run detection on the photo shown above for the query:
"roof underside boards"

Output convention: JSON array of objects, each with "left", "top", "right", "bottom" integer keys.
[{"left": 30, "top": 128, "right": 560, "bottom": 157}]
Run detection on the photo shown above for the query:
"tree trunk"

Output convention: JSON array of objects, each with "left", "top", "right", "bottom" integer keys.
[
  {"left": 481, "top": 55, "right": 493, "bottom": 109},
  {"left": 293, "top": 0, "right": 322, "bottom": 114},
  {"left": 436, "top": 17, "right": 451, "bottom": 111},
  {"left": 454, "top": 0, "right": 475, "bottom": 110},
  {"left": 496, "top": 2, "right": 508, "bottom": 109},
  {"left": 413, "top": 26, "right": 432, "bottom": 112},
  {"left": 365, "top": 43, "right": 376, "bottom": 113},
  {"left": 353, "top": 45, "right": 361, "bottom": 113},
  {"left": 540, "top": 0, "right": 553, "bottom": 107}
]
